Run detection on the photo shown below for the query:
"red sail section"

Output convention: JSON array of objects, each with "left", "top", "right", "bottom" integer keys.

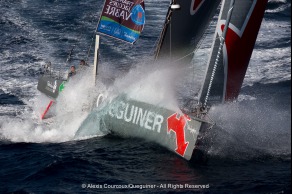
[
  {"left": 199, "top": 0, "right": 268, "bottom": 106},
  {"left": 223, "top": 0, "right": 268, "bottom": 100},
  {"left": 193, "top": 0, "right": 204, "bottom": 12}
]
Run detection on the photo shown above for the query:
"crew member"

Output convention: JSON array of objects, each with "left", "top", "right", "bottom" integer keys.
[
  {"left": 79, "top": 60, "right": 89, "bottom": 68},
  {"left": 67, "top": 65, "right": 76, "bottom": 79}
]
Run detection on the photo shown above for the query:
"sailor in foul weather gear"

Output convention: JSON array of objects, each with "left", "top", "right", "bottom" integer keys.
[
  {"left": 79, "top": 59, "right": 89, "bottom": 67},
  {"left": 67, "top": 65, "right": 76, "bottom": 79}
]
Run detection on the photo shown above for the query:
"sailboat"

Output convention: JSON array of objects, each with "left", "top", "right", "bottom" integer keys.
[
  {"left": 35, "top": 0, "right": 146, "bottom": 119},
  {"left": 39, "top": 0, "right": 269, "bottom": 161}
]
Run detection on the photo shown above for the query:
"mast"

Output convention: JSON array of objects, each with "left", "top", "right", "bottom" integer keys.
[{"left": 154, "top": 0, "right": 178, "bottom": 60}]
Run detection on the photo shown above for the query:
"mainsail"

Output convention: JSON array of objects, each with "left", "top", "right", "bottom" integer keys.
[
  {"left": 97, "top": 0, "right": 146, "bottom": 44},
  {"left": 199, "top": 0, "right": 268, "bottom": 106},
  {"left": 155, "top": 0, "right": 221, "bottom": 63}
]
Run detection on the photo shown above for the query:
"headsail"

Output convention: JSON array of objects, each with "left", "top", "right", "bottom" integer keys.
[
  {"left": 97, "top": 0, "right": 146, "bottom": 44},
  {"left": 155, "top": 0, "right": 221, "bottom": 63},
  {"left": 199, "top": 0, "right": 268, "bottom": 106}
]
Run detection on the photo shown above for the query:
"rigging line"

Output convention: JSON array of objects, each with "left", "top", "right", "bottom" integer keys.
[
  {"left": 203, "top": 0, "right": 235, "bottom": 107},
  {"left": 66, "top": 32, "right": 83, "bottom": 62},
  {"left": 172, "top": 51, "right": 194, "bottom": 63},
  {"left": 64, "top": 32, "right": 83, "bottom": 64},
  {"left": 149, "top": 31, "right": 163, "bottom": 59},
  {"left": 58, "top": 28, "right": 84, "bottom": 79},
  {"left": 170, "top": 20, "right": 172, "bottom": 60},
  {"left": 154, "top": 1, "right": 173, "bottom": 60},
  {"left": 55, "top": 1, "right": 84, "bottom": 78},
  {"left": 53, "top": 0, "right": 62, "bottom": 79},
  {"left": 85, "top": 0, "right": 107, "bottom": 64},
  {"left": 175, "top": 19, "right": 218, "bottom": 112},
  {"left": 149, "top": 1, "right": 171, "bottom": 57},
  {"left": 172, "top": 18, "right": 217, "bottom": 64},
  {"left": 178, "top": 1, "right": 225, "bottom": 113},
  {"left": 85, "top": 25, "right": 99, "bottom": 64},
  {"left": 173, "top": 3, "right": 220, "bottom": 65},
  {"left": 86, "top": 28, "right": 101, "bottom": 63},
  {"left": 194, "top": 20, "right": 217, "bottom": 53}
]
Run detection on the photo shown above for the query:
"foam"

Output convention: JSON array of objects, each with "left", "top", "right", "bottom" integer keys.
[
  {"left": 113, "top": 63, "right": 181, "bottom": 111},
  {"left": 207, "top": 98, "right": 291, "bottom": 159},
  {"left": 0, "top": 69, "right": 107, "bottom": 143}
]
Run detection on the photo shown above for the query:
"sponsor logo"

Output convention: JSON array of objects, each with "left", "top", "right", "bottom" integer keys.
[
  {"left": 46, "top": 80, "right": 58, "bottom": 93},
  {"left": 131, "top": 4, "right": 145, "bottom": 25},
  {"left": 190, "top": 0, "right": 205, "bottom": 15},
  {"left": 104, "top": 0, "right": 135, "bottom": 21},
  {"left": 104, "top": 97, "right": 202, "bottom": 158},
  {"left": 99, "top": 0, "right": 145, "bottom": 43},
  {"left": 167, "top": 113, "right": 191, "bottom": 157},
  {"left": 107, "top": 100, "right": 164, "bottom": 133}
]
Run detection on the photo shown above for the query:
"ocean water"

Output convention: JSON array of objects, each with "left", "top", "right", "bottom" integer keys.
[{"left": 0, "top": 0, "right": 291, "bottom": 193}]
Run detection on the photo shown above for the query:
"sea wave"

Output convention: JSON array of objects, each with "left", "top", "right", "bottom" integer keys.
[{"left": 266, "top": 0, "right": 291, "bottom": 15}]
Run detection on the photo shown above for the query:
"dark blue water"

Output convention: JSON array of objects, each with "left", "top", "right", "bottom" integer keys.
[{"left": 0, "top": 0, "right": 291, "bottom": 193}]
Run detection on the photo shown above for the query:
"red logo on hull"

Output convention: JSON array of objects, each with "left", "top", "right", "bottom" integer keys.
[{"left": 167, "top": 113, "right": 191, "bottom": 157}]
